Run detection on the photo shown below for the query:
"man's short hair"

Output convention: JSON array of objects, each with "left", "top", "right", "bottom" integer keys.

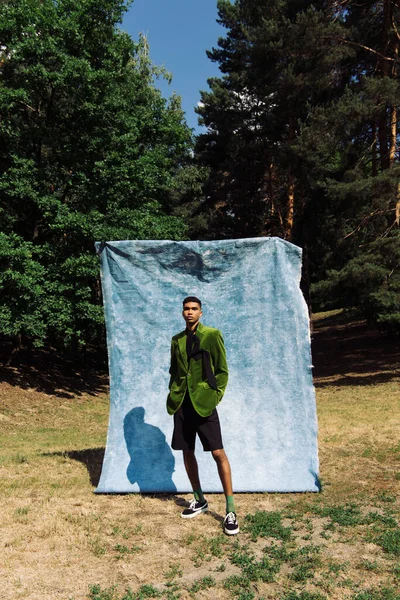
[{"left": 183, "top": 296, "right": 202, "bottom": 308}]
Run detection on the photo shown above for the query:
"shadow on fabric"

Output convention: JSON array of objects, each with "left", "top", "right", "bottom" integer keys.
[{"left": 123, "top": 407, "right": 177, "bottom": 493}]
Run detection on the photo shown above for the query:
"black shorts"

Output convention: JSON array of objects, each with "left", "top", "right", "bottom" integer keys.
[{"left": 171, "top": 393, "right": 223, "bottom": 452}]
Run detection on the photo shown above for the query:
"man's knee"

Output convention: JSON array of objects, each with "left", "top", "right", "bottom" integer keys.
[{"left": 211, "top": 448, "right": 227, "bottom": 464}]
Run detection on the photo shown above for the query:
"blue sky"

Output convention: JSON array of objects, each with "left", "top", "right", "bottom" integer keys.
[{"left": 122, "top": 0, "right": 225, "bottom": 133}]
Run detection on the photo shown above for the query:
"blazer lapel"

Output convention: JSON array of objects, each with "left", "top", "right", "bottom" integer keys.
[
  {"left": 177, "top": 332, "right": 188, "bottom": 370},
  {"left": 196, "top": 322, "right": 204, "bottom": 343}
]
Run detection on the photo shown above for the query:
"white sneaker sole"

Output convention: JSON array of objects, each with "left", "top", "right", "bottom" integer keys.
[
  {"left": 181, "top": 505, "right": 209, "bottom": 519},
  {"left": 224, "top": 525, "right": 240, "bottom": 535}
]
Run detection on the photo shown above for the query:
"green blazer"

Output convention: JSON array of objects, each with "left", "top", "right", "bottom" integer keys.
[{"left": 167, "top": 322, "right": 229, "bottom": 417}]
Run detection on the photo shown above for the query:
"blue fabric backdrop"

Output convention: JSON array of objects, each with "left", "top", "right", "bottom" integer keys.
[{"left": 94, "top": 238, "right": 320, "bottom": 493}]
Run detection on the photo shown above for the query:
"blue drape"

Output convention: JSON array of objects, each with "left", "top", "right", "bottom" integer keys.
[{"left": 95, "top": 238, "right": 320, "bottom": 493}]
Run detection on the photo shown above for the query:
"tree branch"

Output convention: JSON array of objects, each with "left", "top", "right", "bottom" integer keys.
[
  {"left": 343, "top": 208, "right": 395, "bottom": 240},
  {"left": 392, "top": 15, "right": 400, "bottom": 43},
  {"left": 331, "top": 37, "right": 397, "bottom": 62}
]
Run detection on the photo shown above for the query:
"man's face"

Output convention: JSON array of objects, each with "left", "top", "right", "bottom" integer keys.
[{"left": 182, "top": 302, "right": 202, "bottom": 326}]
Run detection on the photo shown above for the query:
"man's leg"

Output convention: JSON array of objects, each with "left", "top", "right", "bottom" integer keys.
[
  {"left": 211, "top": 449, "right": 233, "bottom": 497},
  {"left": 212, "top": 448, "right": 239, "bottom": 535},
  {"left": 180, "top": 449, "right": 208, "bottom": 518},
  {"left": 183, "top": 449, "right": 201, "bottom": 491}
]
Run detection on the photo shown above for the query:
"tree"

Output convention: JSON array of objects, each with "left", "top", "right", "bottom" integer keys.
[
  {"left": 0, "top": 0, "right": 194, "bottom": 354},
  {"left": 297, "top": 0, "right": 400, "bottom": 330},
  {"left": 195, "top": 0, "right": 400, "bottom": 331},
  {"left": 195, "top": 0, "right": 351, "bottom": 242}
]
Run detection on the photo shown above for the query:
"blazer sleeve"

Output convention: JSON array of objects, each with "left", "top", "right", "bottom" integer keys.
[
  {"left": 168, "top": 339, "right": 178, "bottom": 389},
  {"left": 210, "top": 330, "right": 229, "bottom": 403}
]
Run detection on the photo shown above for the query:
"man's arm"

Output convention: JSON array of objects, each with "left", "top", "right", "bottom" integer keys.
[
  {"left": 168, "top": 339, "right": 178, "bottom": 389},
  {"left": 210, "top": 330, "right": 229, "bottom": 403}
]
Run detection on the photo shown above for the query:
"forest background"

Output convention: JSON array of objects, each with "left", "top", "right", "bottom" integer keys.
[{"left": 0, "top": 0, "right": 399, "bottom": 362}]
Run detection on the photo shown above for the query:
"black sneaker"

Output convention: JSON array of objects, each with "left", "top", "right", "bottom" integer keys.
[
  {"left": 181, "top": 498, "right": 208, "bottom": 519},
  {"left": 223, "top": 512, "right": 239, "bottom": 535}
]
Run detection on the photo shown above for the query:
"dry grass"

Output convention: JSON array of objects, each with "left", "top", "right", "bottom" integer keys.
[{"left": 0, "top": 311, "right": 399, "bottom": 600}]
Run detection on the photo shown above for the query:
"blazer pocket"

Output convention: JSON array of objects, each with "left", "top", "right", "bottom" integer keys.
[
  {"left": 170, "top": 379, "right": 184, "bottom": 391},
  {"left": 200, "top": 382, "right": 214, "bottom": 390}
]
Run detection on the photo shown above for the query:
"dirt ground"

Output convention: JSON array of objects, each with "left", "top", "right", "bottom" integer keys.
[{"left": 0, "top": 311, "right": 399, "bottom": 600}]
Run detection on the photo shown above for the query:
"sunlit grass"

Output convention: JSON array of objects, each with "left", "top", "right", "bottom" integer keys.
[{"left": 0, "top": 311, "right": 399, "bottom": 599}]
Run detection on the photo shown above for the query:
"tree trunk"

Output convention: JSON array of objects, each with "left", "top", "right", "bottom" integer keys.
[
  {"left": 378, "top": 112, "right": 389, "bottom": 170},
  {"left": 389, "top": 26, "right": 398, "bottom": 167},
  {"left": 6, "top": 334, "right": 22, "bottom": 366},
  {"left": 372, "top": 121, "right": 378, "bottom": 176},
  {"left": 285, "top": 118, "right": 296, "bottom": 241},
  {"left": 378, "top": 0, "right": 393, "bottom": 170},
  {"left": 285, "top": 173, "right": 295, "bottom": 241}
]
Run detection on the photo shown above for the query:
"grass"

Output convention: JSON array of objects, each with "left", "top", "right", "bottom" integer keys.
[
  {"left": 242, "top": 509, "right": 293, "bottom": 542},
  {"left": 0, "top": 310, "right": 399, "bottom": 599}
]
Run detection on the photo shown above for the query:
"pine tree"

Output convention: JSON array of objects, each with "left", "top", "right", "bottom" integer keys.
[
  {"left": 195, "top": 0, "right": 351, "bottom": 242},
  {"left": 300, "top": 0, "right": 400, "bottom": 331},
  {"left": 195, "top": 0, "right": 400, "bottom": 331}
]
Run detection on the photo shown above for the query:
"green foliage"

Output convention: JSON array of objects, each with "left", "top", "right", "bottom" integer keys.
[
  {"left": 230, "top": 543, "right": 280, "bottom": 583},
  {"left": 280, "top": 593, "right": 326, "bottom": 600},
  {"left": 88, "top": 585, "right": 116, "bottom": 600},
  {"left": 289, "top": 544, "right": 321, "bottom": 582},
  {"left": 352, "top": 588, "right": 400, "bottom": 600},
  {"left": 366, "top": 512, "right": 398, "bottom": 528},
  {"left": 311, "top": 231, "right": 400, "bottom": 334},
  {"left": 135, "top": 586, "right": 161, "bottom": 599},
  {"left": 196, "top": 0, "right": 400, "bottom": 326},
  {"left": 195, "top": 0, "right": 352, "bottom": 241},
  {"left": 190, "top": 533, "right": 228, "bottom": 567},
  {"left": 188, "top": 576, "right": 216, "bottom": 593},
  {"left": 223, "top": 575, "right": 255, "bottom": 600},
  {"left": 0, "top": 232, "right": 46, "bottom": 345},
  {"left": 313, "top": 503, "right": 364, "bottom": 527},
  {"left": 163, "top": 563, "right": 182, "bottom": 581},
  {"left": 0, "top": 0, "right": 195, "bottom": 353},
  {"left": 242, "top": 510, "right": 292, "bottom": 542},
  {"left": 88, "top": 584, "right": 162, "bottom": 600},
  {"left": 375, "top": 528, "right": 400, "bottom": 557},
  {"left": 113, "top": 544, "right": 141, "bottom": 557}
]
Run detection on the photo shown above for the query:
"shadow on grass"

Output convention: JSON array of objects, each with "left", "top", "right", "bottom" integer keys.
[
  {"left": 45, "top": 448, "right": 106, "bottom": 487},
  {"left": 0, "top": 346, "right": 108, "bottom": 399},
  {"left": 46, "top": 448, "right": 224, "bottom": 523},
  {"left": 312, "top": 313, "right": 400, "bottom": 387}
]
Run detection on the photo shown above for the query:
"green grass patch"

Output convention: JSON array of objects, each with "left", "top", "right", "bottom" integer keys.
[
  {"left": 163, "top": 563, "right": 183, "bottom": 581},
  {"left": 88, "top": 585, "right": 162, "bottom": 600},
  {"left": 88, "top": 585, "right": 117, "bottom": 600},
  {"left": 114, "top": 544, "right": 141, "bottom": 557},
  {"left": 242, "top": 510, "right": 292, "bottom": 542},
  {"left": 313, "top": 503, "right": 364, "bottom": 526},
  {"left": 190, "top": 533, "right": 228, "bottom": 567},
  {"left": 230, "top": 542, "right": 280, "bottom": 583},
  {"left": 134, "top": 585, "right": 161, "bottom": 599},
  {"left": 352, "top": 588, "right": 400, "bottom": 600},
  {"left": 364, "top": 511, "right": 400, "bottom": 556},
  {"left": 287, "top": 544, "right": 322, "bottom": 583},
  {"left": 188, "top": 575, "right": 216, "bottom": 593},
  {"left": 279, "top": 593, "right": 327, "bottom": 600},
  {"left": 375, "top": 528, "right": 400, "bottom": 556},
  {"left": 223, "top": 575, "right": 255, "bottom": 600}
]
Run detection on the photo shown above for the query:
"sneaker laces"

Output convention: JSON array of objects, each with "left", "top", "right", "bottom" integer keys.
[
  {"left": 188, "top": 499, "right": 198, "bottom": 509},
  {"left": 225, "top": 512, "right": 236, "bottom": 524}
]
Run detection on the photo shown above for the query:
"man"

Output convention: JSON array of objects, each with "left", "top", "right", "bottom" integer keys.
[{"left": 167, "top": 296, "right": 239, "bottom": 535}]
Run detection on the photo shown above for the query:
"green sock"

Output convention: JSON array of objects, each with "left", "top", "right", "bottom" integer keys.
[
  {"left": 226, "top": 495, "right": 235, "bottom": 514},
  {"left": 193, "top": 488, "right": 205, "bottom": 503}
]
